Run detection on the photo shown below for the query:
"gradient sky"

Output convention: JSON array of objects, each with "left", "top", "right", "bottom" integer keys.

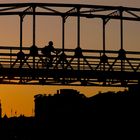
[{"left": 0, "top": 0, "right": 140, "bottom": 117}]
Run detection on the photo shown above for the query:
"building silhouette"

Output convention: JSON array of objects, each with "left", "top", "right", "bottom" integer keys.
[
  {"left": 0, "top": 88, "right": 140, "bottom": 139},
  {"left": 34, "top": 89, "right": 86, "bottom": 123}
]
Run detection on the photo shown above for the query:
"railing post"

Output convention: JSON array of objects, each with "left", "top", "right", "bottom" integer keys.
[{"left": 10, "top": 48, "right": 12, "bottom": 68}]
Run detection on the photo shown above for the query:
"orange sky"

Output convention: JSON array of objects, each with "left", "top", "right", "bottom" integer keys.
[{"left": 0, "top": 0, "right": 140, "bottom": 117}]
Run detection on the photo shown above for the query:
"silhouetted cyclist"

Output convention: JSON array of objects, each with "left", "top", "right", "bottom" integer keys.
[
  {"left": 42, "top": 41, "right": 55, "bottom": 56},
  {"left": 41, "top": 41, "right": 56, "bottom": 67}
]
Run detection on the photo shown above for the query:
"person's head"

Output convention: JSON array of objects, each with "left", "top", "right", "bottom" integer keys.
[{"left": 49, "top": 41, "right": 53, "bottom": 46}]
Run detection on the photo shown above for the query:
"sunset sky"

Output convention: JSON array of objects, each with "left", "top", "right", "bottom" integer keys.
[{"left": 0, "top": 0, "right": 140, "bottom": 117}]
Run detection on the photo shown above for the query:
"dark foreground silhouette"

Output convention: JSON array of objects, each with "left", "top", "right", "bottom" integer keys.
[{"left": 0, "top": 88, "right": 140, "bottom": 139}]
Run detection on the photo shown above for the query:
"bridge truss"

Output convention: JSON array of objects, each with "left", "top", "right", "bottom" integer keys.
[{"left": 0, "top": 3, "right": 140, "bottom": 87}]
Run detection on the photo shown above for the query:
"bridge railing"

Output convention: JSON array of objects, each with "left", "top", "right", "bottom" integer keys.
[{"left": 0, "top": 46, "right": 140, "bottom": 72}]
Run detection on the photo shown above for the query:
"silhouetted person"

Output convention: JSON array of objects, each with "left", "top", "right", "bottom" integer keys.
[
  {"left": 42, "top": 41, "right": 55, "bottom": 56},
  {"left": 41, "top": 41, "right": 56, "bottom": 67}
]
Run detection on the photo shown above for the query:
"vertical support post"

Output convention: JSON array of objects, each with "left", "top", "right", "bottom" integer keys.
[
  {"left": 62, "top": 16, "right": 65, "bottom": 54},
  {"left": 103, "top": 18, "right": 106, "bottom": 71},
  {"left": 120, "top": 10, "right": 123, "bottom": 50},
  {"left": 61, "top": 16, "right": 66, "bottom": 83},
  {"left": 62, "top": 16, "right": 65, "bottom": 69},
  {"left": 33, "top": 5, "right": 36, "bottom": 46},
  {"left": 77, "top": 7, "right": 80, "bottom": 48},
  {"left": 20, "top": 15, "right": 23, "bottom": 52},
  {"left": 103, "top": 18, "right": 106, "bottom": 55},
  {"left": 102, "top": 18, "right": 107, "bottom": 85},
  {"left": 77, "top": 7, "right": 80, "bottom": 72},
  {"left": 19, "top": 14, "right": 24, "bottom": 83},
  {"left": 33, "top": 5, "right": 36, "bottom": 70},
  {"left": 120, "top": 8, "right": 124, "bottom": 72}
]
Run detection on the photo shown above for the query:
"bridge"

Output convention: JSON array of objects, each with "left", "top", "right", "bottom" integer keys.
[{"left": 0, "top": 3, "right": 140, "bottom": 87}]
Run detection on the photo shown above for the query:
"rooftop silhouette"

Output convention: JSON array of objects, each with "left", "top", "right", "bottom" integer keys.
[{"left": 0, "top": 88, "right": 140, "bottom": 139}]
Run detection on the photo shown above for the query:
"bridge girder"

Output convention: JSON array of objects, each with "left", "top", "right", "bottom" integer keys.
[
  {"left": 0, "top": 3, "right": 139, "bottom": 21},
  {"left": 0, "top": 3, "right": 140, "bottom": 87}
]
